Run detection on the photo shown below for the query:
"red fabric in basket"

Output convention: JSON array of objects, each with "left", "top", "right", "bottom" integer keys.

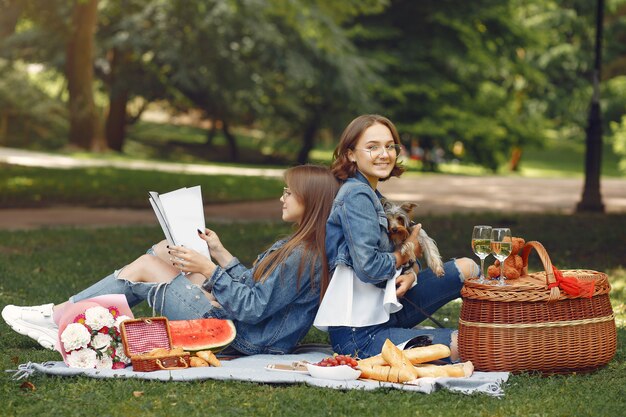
[
  {"left": 548, "top": 266, "right": 595, "bottom": 298},
  {"left": 125, "top": 320, "right": 170, "bottom": 355}
]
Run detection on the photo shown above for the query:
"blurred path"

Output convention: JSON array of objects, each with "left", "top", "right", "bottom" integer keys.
[{"left": 1, "top": 147, "right": 625, "bottom": 230}]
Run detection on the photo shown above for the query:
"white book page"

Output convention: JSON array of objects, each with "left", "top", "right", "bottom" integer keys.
[
  {"left": 158, "top": 186, "right": 210, "bottom": 258},
  {"left": 148, "top": 192, "right": 175, "bottom": 245}
]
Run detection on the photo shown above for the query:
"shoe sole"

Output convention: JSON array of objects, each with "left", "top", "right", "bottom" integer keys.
[{"left": 2, "top": 306, "right": 58, "bottom": 350}]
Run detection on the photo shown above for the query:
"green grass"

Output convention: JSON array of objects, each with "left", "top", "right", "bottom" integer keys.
[
  {"left": 1, "top": 213, "right": 625, "bottom": 416},
  {"left": 0, "top": 164, "right": 283, "bottom": 208},
  {"left": 123, "top": 121, "right": 291, "bottom": 166}
]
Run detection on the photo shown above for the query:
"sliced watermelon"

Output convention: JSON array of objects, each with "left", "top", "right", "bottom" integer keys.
[{"left": 169, "top": 318, "right": 236, "bottom": 353}]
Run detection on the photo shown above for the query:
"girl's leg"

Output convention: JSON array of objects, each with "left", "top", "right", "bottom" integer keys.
[
  {"left": 393, "top": 258, "right": 477, "bottom": 328},
  {"left": 68, "top": 254, "right": 179, "bottom": 307}
]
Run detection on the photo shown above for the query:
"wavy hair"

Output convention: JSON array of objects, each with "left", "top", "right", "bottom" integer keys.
[
  {"left": 331, "top": 114, "right": 405, "bottom": 181},
  {"left": 253, "top": 165, "right": 340, "bottom": 298}
]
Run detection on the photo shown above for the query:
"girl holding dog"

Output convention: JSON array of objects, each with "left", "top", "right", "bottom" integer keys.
[
  {"left": 314, "top": 114, "right": 479, "bottom": 359},
  {"left": 3, "top": 165, "right": 340, "bottom": 356}
]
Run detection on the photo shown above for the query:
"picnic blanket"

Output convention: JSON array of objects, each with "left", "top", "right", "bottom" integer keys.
[{"left": 9, "top": 351, "right": 509, "bottom": 397}]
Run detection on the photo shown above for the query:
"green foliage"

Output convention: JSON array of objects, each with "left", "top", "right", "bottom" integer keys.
[
  {"left": 350, "top": 0, "right": 550, "bottom": 172},
  {"left": 611, "top": 114, "right": 626, "bottom": 173},
  {"left": 0, "top": 165, "right": 283, "bottom": 208},
  {"left": 1, "top": 214, "right": 625, "bottom": 416},
  {"left": 0, "top": 62, "right": 67, "bottom": 149}
]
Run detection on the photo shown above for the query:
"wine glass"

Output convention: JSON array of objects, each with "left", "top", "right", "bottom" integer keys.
[
  {"left": 491, "top": 228, "right": 512, "bottom": 286},
  {"left": 471, "top": 225, "right": 492, "bottom": 284}
]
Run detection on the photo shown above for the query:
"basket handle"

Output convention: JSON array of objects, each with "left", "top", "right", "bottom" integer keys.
[
  {"left": 156, "top": 357, "right": 189, "bottom": 370},
  {"left": 520, "top": 241, "right": 555, "bottom": 284}
]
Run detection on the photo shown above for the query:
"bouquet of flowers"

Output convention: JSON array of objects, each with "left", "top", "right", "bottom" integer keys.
[{"left": 56, "top": 295, "right": 134, "bottom": 369}]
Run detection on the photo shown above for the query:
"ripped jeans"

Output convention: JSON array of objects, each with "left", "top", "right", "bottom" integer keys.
[
  {"left": 69, "top": 249, "right": 218, "bottom": 321},
  {"left": 328, "top": 259, "right": 476, "bottom": 360}
]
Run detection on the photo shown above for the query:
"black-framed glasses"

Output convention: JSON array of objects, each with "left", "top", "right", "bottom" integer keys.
[{"left": 357, "top": 144, "right": 401, "bottom": 160}]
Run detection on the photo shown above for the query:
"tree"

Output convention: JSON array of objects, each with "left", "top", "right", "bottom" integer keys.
[
  {"left": 351, "top": 0, "right": 548, "bottom": 172},
  {"left": 65, "top": 0, "right": 100, "bottom": 150},
  {"left": 577, "top": 0, "right": 606, "bottom": 212},
  {"left": 0, "top": 0, "right": 23, "bottom": 41}
]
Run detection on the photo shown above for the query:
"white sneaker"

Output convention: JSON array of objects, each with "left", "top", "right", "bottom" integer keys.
[{"left": 2, "top": 303, "right": 58, "bottom": 350}]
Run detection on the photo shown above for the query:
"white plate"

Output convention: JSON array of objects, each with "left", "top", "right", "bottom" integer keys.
[{"left": 305, "top": 363, "right": 361, "bottom": 380}]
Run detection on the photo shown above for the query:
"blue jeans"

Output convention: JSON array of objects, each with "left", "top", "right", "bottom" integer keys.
[
  {"left": 328, "top": 259, "right": 466, "bottom": 359},
  {"left": 70, "top": 270, "right": 220, "bottom": 321}
]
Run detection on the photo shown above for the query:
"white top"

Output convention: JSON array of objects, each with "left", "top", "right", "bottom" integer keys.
[{"left": 313, "top": 264, "right": 403, "bottom": 331}]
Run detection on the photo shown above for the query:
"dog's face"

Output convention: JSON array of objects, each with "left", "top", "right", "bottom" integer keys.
[{"left": 382, "top": 199, "right": 417, "bottom": 246}]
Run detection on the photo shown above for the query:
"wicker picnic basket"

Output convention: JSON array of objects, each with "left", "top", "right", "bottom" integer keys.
[
  {"left": 121, "top": 317, "right": 190, "bottom": 372},
  {"left": 458, "top": 241, "right": 616, "bottom": 374}
]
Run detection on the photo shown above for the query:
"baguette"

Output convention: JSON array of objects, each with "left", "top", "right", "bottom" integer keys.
[
  {"left": 357, "top": 343, "right": 451, "bottom": 368},
  {"left": 380, "top": 339, "right": 418, "bottom": 380},
  {"left": 413, "top": 361, "right": 474, "bottom": 378},
  {"left": 359, "top": 364, "right": 416, "bottom": 383}
]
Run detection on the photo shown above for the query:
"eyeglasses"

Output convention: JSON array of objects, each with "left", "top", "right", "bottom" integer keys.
[
  {"left": 356, "top": 144, "right": 402, "bottom": 160},
  {"left": 282, "top": 187, "right": 292, "bottom": 199}
]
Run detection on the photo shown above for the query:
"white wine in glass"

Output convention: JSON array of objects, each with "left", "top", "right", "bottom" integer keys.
[
  {"left": 491, "top": 228, "right": 512, "bottom": 286},
  {"left": 471, "top": 225, "right": 492, "bottom": 284}
]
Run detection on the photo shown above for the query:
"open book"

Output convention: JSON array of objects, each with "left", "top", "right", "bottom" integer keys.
[{"left": 148, "top": 186, "right": 210, "bottom": 259}]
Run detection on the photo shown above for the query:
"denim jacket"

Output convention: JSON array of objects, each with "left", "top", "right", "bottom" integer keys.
[
  {"left": 202, "top": 239, "right": 321, "bottom": 355},
  {"left": 325, "top": 171, "right": 396, "bottom": 285}
]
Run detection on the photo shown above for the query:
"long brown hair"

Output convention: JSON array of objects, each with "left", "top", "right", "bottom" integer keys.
[
  {"left": 331, "top": 114, "right": 405, "bottom": 181},
  {"left": 253, "top": 165, "right": 340, "bottom": 298}
]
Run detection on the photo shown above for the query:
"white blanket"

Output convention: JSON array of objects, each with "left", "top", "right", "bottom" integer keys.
[{"left": 9, "top": 352, "right": 509, "bottom": 397}]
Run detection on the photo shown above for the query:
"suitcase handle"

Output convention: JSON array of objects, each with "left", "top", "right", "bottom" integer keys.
[{"left": 156, "top": 357, "right": 189, "bottom": 370}]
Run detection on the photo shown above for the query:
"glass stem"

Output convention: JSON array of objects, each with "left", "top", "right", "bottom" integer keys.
[
  {"left": 499, "top": 260, "right": 505, "bottom": 284},
  {"left": 480, "top": 258, "right": 485, "bottom": 279}
]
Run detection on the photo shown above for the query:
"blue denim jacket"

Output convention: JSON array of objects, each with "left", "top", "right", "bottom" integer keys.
[
  {"left": 325, "top": 171, "right": 396, "bottom": 285},
  {"left": 203, "top": 239, "right": 321, "bottom": 355}
]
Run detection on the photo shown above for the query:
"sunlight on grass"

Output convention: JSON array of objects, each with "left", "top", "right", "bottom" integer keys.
[{"left": 5, "top": 176, "right": 34, "bottom": 188}]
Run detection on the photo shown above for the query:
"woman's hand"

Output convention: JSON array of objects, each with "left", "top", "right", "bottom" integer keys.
[
  {"left": 197, "top": 228, "right": 234, "bottom": 267},
  {"left": 169, "top": 245, "right": 216, "bottom": 278},
  {"left": 395, "top": 271, "right": 416, "bottom": 298}
]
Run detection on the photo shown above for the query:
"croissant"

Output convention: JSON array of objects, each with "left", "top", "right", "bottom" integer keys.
[{"left": 196, "top": 350, "right": 221, "bottom": 367}]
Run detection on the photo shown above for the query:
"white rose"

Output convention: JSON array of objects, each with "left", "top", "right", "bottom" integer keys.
[
  {"left": 61, "top": 323, "right": 91, "bottom": 351},
  {"left": 114, "top": 315, "right": 132, "bottom": 330},
  {"left": 96, "top": 354, "right": 113, "bottom": 370},
  {"left": 85, "top": 306, "right": 115, "bottom": 331},
  {"left": 91, "top": 333, "right": 112, "bottom": 350},
  {"left": 66, "top": 348, "right": 98, "bottom": 369}
]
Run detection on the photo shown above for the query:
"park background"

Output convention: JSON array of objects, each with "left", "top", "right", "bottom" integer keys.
[{"left": 1, "top": 1, "right": 626, "bottom": 416}]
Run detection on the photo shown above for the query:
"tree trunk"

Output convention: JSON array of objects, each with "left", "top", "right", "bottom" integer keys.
[
  {"left": 222, "top": 120, "right": 239, "bottom": 161},
  {"left": 65, "top": 0, "right": 99, "bottom": 150},
  {"left": 105, "top": 89, "right": 129, "bottom": 152},
  {"left": 0, "top": 0, "right": 23, "bottom": 41},
  {"left": 105, "top": 48, "right": 130, "bottom": 152},
  {"left": 205, "top": 118, "right": 218, "bottom": 146},
  {"left": 297, "top": 117, "right": 319, "bottom": 164},
  {"left": 577, "top": 0, "right": 605, "bottom": 212}
]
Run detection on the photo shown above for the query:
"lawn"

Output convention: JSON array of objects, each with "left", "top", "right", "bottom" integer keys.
[
  {"left": 1, "top": 213, "right": 624, "bottom": 417},
  {"left": 0, "top": 164, "right": 283, "bottom": 208}
]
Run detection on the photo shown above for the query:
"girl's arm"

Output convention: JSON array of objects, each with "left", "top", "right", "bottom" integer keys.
[
  {"left": 338, "top": 188, "right": 397, "bottom": 284},
  {"left": 203, "top": 247, "right": 315, "bottom": 324}
]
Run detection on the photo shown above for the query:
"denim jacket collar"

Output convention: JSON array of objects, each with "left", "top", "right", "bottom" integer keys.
[{"left": 353, "top": 170, "right": 385, "bottom": 200}]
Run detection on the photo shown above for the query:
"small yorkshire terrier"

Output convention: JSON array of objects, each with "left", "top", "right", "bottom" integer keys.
[{"left": 382, "top": 199, "right": 445, "bottom": 277}]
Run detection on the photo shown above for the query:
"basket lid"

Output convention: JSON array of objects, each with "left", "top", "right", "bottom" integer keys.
[
  {"left": 121, "top": 317, "right": 171, "bottom": 357},
  {"left": 462, "top": 269, "right": 609, "bottom": 302},
  {"left": 463, "top": 241, "right": 610, "bottom": 302}
]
